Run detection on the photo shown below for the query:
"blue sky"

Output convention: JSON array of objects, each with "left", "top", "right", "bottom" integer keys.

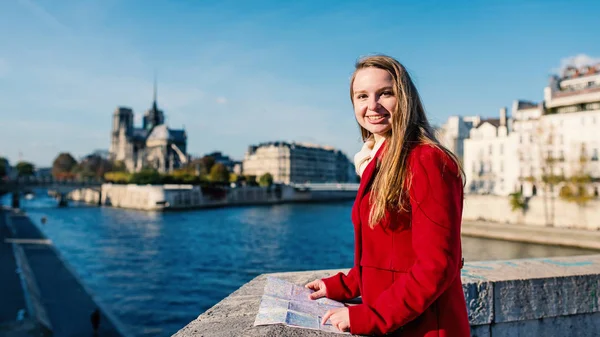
[{"left": 1, "top": 0, "right": 599, "bottom": 167}]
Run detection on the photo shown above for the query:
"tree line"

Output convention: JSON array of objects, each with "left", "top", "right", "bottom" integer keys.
[{"left": 0, "top": 153, "right": 274, "bottom": 188}]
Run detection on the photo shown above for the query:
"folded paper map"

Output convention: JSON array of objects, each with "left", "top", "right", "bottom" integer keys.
[{"left": 253, "top": 276, "right": 349, "bottom": 334}]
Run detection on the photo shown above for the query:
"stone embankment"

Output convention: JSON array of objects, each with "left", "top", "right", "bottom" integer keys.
[
  {"left": 463, "top": 194, "right": 600, "bottom": 230},
  {"left": 69, "top": 183, "right": 358, "bottom": 211},
  {"left": 173, "top": 254, "right": 600, "bottom": 337},
  {"left": 0, "top": 207, "right": 130, "bottom": 337},
  {"left": 461, "top": 220, "right": 600, "bottom": 250}
]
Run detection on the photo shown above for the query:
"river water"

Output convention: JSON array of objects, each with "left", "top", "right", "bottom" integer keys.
[{"left": 2, "top": 191, "right": 596, "bottom": 336}]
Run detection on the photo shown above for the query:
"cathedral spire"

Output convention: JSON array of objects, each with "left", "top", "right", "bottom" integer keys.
[{"left": 153, "top": 71, "right": 158, "bottom": 112}]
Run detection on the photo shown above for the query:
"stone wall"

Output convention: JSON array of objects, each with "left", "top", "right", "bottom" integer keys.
[
  {"left": 68, "top": 184, "right": 348, "bottom": 211},
  {"left": 173, "top": 254, "right": 600, "bottom": 337},
  {"left": 463, "top": 194, "right": 600, "bottom": 230}
]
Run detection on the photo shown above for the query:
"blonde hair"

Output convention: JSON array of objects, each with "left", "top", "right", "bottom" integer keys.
[{"left": 349, "top": 55, "right": 463, "bottom": 228}]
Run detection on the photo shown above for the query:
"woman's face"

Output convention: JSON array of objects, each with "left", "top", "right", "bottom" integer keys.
[{"left": 352, "top": 67, "right": 396, "bottom": 140}]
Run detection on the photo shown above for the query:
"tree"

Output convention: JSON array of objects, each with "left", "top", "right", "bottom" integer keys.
[
  {"left": 244, "top": 175, "right": 258, "bottom": 186},
  {"left": 77, "top": 154, "right": 113, "bottom": 179},
  {"left": 559, "top": 143, "right": 594, "bottom": 206},
  {"left": 533, "top": 122, "right": 561, "bottom": 226},
  {"left": 508, "top": 191, "right": 528, "bottom": 223},
  {"left": 0, "top": 157, "right": 8, "bottom": 177},
  {"left": 259, "top": 173, "right": 274, "bottom": 187},
  {"left": 209, "top": 163, "right": 229, "bottom": 183},
  {"left": 104, "top": 171, "right": 131, "bottom": 184},
  {"left": 52, "top": 153, "right": 78, "bottom": 178},
  {"left": 111, "top": 160, "right": 127, "bottom": 172},
  {"left": 129, "top": 169, "right": 162, "bottom": 185},
  {"left": 16, "top": 161, "right": 35, "bottom": 177}
]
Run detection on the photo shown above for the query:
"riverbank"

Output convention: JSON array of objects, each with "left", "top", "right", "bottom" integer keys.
[
  {"left": 68, "top": 183, "right": 358, "bottom": 211},
  {"left": 463, "top": 194, "right": 600, "bottom": 230},
  {"left": 0, "top": 207, "right": 129, "bottom": 336},
  {"left": 462, "top": 220, "right": 600, "bottom": 250}
]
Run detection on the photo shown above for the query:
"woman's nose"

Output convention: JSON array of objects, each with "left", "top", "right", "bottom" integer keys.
[{"left": 367, "top": 96, "right": 380, "bottom": 111}]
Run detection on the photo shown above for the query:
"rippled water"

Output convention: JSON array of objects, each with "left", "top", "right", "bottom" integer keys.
[{"left": 2, "top": 190, "right": 596, "bottom": 336}]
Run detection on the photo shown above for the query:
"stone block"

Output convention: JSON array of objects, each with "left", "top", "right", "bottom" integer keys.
[
  {"left": 462, "top": 278, "right": 493, "bottom": 325},
  {"left": 494, "top": 274, "right": 600, "bottom": 323},
  {"left": 469, "top": 324, "right": 491, "bottom": 337},
  {"left": 490, "top": 312, "right": 600, "bottom": 337}
]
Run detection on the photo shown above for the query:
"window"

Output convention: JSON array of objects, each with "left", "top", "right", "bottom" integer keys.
[
  {"left": 593, "top": 149, "right": 599, "bottom": 161},
  {"left": 500, "top": 162, "right": 504, "bottom": 172},
  {"left": 489, "top": 145, "right": 492, "bottom": 155},
  {"left": 500, "top": 144, "right": 504, "bottom": 155}
]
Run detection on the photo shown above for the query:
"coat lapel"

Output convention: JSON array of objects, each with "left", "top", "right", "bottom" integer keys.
[
  {"left": 351, "top": 139, "right": 386, "bottom": 273},
  {"left": 357, "top": 139, "right": 386, "bottom": 201}
]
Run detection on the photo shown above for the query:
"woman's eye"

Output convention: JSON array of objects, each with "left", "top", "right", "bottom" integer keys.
[
  {"left": 381, "top": 91, "right": 393, "bottom": 96},
  {"left": 356, "top": 94, "right": 367, "bottom": 99}
]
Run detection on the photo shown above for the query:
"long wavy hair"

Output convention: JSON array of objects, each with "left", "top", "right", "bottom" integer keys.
[{"left": 350, "top": 55, "right": 463, "bottom": 228}]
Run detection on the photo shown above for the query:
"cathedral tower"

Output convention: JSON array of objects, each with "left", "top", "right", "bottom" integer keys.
[{"left": 143, "top": 76, "right": 164, "bottom": 131}]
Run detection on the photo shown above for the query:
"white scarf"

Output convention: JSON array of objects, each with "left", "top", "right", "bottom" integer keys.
[{"left": 353, "top": 136, "right": 385, "bottom": 177}]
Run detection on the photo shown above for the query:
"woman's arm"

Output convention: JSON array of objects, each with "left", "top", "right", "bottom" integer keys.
[
  {"left": 321, "top": 266, "right": 361, "bottom": 301},
  {"left": 347, "top": 146, "right": 463, "bottom": 335}
]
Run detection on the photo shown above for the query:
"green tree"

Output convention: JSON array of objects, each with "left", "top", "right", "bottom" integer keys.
[
  {"left": 209, "top": 163, "right": 229, "bottom": 183},
  {"left": 111, "top": 160, "right": 127, "bottom": 172},
  {"left": 16, "top": 161, "right": 35, "bottom": 177},
  {"left": 0, "top": 157, "right": 8, "bottom": 177},
  {"left": 508, "top": 191, "right": 528, "bottom": 223},
  {"left": 52, "top": 153, "right": 78, "bottom": 179},
  {"left": 129, "top": 169, "right": 162, "bottom": 185},
  {"left": 258, "top": 173, "right": 274, "bottom": 187},
  {"left": 244, "top": 175, "right": 258, "bottom": 186},
  {"left": 104, "top": 171, "right": 131, "bottom": 184},
  {"left": 78, "top": 154, "right": 113, "bottom": 179},
  {"left": 559, "top": 143, "right": 594, "bottom": 206}
]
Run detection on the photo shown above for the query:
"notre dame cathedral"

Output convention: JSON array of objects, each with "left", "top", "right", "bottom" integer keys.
[{"left": 109, "top": 84, "right": 188, "bottom": 173}]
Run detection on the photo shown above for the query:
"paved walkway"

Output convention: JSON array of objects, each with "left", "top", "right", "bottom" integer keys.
[
  {"left": 0, "top": 209, "right": 26, "bottom": 326},
  {"left": 462, "top": 220, "right": 600, "bottom": 250},
  {"left": 1, "top": 208, "right": 129, "bottom": 337}
]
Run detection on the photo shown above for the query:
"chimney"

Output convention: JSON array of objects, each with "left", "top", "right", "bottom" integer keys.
[{"left": 500, "top": 107, "right": 507, "bottom": 126}]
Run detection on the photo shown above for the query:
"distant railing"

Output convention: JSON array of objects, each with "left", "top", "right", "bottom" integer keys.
[
  {"left": 290, "top": 183, "right": 359, "bottom": 191},
  {"left": 0, "top": 177, "right": 103, "bottom": 192}
]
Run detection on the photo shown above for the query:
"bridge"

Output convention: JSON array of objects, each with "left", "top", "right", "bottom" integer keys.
[{"left": 0, "top": 177, "right": 103, "bottom": 208}]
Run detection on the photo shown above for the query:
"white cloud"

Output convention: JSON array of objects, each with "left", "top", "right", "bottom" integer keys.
[
  {"left": 216, "top": 97, "right": 227, "bottom": 104},
  {"left": 553, "top": 54, "right": 600, "bottom": 75}
]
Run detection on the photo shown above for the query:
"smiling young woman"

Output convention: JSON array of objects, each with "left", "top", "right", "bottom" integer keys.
[{"left": 306, "top": 55, "right": 470, "bottom": 337}]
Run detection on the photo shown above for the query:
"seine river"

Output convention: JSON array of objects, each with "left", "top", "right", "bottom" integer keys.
[{"left": 2, "top": 191, "right": 596, "bottom": 336}]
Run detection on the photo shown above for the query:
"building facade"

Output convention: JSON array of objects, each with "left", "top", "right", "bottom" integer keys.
[
  {"left": 437, "top": 115, "right": 481, "bottom": 163},
  {"left": 242, "top": 142, "right": 355, "bottom": 184},
  {"left": 463, "top": 108, "right": 520, "bottom": 195},
  {"left": 461, "top": 62, "right": 600, "bottom": 196},
  {"left": 109, "top": 85, "right": 188, "bottom": 173}
]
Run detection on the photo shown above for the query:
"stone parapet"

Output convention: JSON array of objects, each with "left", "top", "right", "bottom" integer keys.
[{"left": 173, "top": 255, "right": 600, "bottom": 336}]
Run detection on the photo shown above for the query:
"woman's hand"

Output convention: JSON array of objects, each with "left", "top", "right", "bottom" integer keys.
[
  {"left": 322, "top": 307, "right": 350, "bottom": 332},
  {"left": 305, "top": 279, "right": 327, "bottom": 300}
]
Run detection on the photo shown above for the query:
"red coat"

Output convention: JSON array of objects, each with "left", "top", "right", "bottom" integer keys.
[{"left": 322, "top": 142, "right": 470, "bottom": 336}]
